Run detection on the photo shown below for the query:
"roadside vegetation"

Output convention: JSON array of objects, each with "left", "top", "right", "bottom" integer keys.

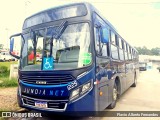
[
  {"left": 135, "top": 46, "right": 160, "bottom": 56},
  {"left": 0, "top": 62, "right": 21, "bottom": 113},
  {"left": 0, "top": 61, "right": 18, "bottom": 87}
]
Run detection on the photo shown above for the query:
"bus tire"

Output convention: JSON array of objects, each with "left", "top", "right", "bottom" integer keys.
[
  {"left": 131, "top": 74, "right": 137, "bottom": 87},
  {"left": 107, "top": 83, "right": 118, "bottom": 109}
]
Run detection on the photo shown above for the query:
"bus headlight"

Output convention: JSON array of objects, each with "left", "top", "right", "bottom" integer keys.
[
  {"left": 81, "top": 82, "right": 91, "bottom": 94},
  {"left": 70, "top": 80, "right": 92, "bottom": 101},
  {"left": 70, "top": 88, "right": 80, "bottom": 100}
]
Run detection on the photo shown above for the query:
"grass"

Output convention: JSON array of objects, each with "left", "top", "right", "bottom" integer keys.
[
  {"left": 0, "top": 117, "right": 5, "bottom": 120},
  {"left": 0, "top": 61, "right": 18, "bottom": 87},
  {"left": 0, "top": 78, "right": 18, "bottom": 87},
  {"left": 0, "top": 71, "right": 9, "bottom": 77},
  {"left": 0, "top": 61, "right": 18, "bottom": 70}
]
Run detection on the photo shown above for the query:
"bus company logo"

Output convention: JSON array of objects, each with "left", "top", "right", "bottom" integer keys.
[
  {"left": 23, "top": 88, "right": 46, "bottom": 95},
  {"left": 36, "top": 81, "right": 47, "bottom": 84},
  {"left": 23, "top": 88, "right": 65, "bottom": 96}
]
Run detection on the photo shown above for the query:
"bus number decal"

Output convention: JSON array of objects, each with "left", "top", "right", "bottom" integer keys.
[{"left": 67, "top": 80, "right": 78, "bottom": 90}]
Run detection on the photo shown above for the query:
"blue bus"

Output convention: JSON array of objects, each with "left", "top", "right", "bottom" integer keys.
[{"left": 10, "top": 3, "right": 139, "bottom": 113}]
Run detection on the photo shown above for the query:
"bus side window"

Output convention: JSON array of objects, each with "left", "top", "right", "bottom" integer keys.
[
  {"left": 119, "top": 38, "right": 124, "bottom": 60},
  {"left": 94, "top": 14, "right": 109, "bottom": 57},
  {"left": 94, "top": 27, "right": 100, "bottom": 54},
  {"left": 94, "top": 27, "right": 108, "bottom": 57},
  {"left": 111, "top": 31, "right": 119, "bottom": 59}
]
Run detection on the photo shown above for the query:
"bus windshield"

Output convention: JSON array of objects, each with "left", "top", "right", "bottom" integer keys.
[{"left": 21, "top": 22, "right": 91, "bottom": 71}]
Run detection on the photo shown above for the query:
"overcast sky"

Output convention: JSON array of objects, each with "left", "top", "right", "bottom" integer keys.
[{"left": 0, "top": 0, "right": 160, "bottom": 49}]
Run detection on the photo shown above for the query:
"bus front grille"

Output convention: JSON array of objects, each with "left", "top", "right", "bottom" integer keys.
[
  {"left": 20, "top": 74, "right": 74, "bottom": 85},
  {"left": 22, "top": 95, "right": 68, "bottom": 110}
]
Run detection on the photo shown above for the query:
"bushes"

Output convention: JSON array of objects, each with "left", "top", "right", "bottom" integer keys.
[
  {"left": 0, "top": 66, "right": 10, "bottom": 78},
  {"left": 0, "top": 78, "right": 18, "bottom": 87},
  {"left": 0, "top": 66, "right": 8, "bottom": 73},
  {"left": 0, "top": 65, "right": 18, "bottom": 87}
]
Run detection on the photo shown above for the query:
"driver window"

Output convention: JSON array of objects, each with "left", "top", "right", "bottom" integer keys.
[
  {"left": 94, "top": 13, "right": 109, "bottom": 57},
  {"left": 94, "top": 27, "right": 100, "bottom": 54},
  {"left": 94, "top": 26, "right": 107, "bottom": 57}
]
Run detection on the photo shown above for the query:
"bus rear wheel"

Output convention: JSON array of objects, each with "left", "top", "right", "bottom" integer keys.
[{"left": 107, "top": 83, "right": 118, "bottom": 109}]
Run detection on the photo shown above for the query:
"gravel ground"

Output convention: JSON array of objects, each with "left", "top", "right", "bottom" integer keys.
[{"left": 0, "top": 87, "right": 20, "bottom": 111}]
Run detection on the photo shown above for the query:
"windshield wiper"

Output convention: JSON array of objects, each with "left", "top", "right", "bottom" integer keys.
[{"left": 50, "top": 21, "right": 68, "bottom": 57}]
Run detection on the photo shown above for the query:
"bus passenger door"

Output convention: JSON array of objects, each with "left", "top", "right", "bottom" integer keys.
[
  {"left": 94, "top": 25, "right": 110, "bottom": 110},
  {"left": 96, "top": 58, "right": 110, "bottom": 110},
  {"left": 93, "top": 13, "right": 111, "bottom": 110}
]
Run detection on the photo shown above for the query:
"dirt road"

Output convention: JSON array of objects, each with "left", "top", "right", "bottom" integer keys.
[{"left": 0, "top": 87, "right": 19, "bottom": 111}]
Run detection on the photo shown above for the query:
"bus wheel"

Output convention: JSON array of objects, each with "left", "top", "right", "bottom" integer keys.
[
  {"left": 107, "top": 83, "right": 118, "bottom": 109},
  {"left": 131, "top": 74, "right": 137, "bottom": 87}
]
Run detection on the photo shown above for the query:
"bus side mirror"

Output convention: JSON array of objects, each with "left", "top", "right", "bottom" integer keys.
[
  {"left": 10, "top": 33, "right": 24, "bottom": 59},
  {"left": 10, "top": 38, "right": 14, "bottom": 53},
  {"left": 100, "top": 28, "right": 109, "bottom": 43}
]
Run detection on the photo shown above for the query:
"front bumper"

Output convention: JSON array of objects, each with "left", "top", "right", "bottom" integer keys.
[{"left": 17, "top": 83, "right": 95, "bottom": 112}]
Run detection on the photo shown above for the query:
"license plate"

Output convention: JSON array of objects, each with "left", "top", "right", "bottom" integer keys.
[{"left": 35, "top": 101, "right": 48, "bottom": 108}]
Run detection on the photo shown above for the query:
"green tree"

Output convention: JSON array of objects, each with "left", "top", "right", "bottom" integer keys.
[
  {"left": 135, "top": 46, "right": 151, "bottom": 55},
  {"left": 36, "top": 46, "right": 42, "bottom": 53},
  {"left": 151, "top": 47, "right": 160, "bottom": 56},
  {"left": 135, "top": 46, "right": 160, "bottom": 56}
]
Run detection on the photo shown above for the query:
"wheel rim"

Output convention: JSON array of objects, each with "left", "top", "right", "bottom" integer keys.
[{"left": 113, "top": 87, "right": 117, "bottom": 101}]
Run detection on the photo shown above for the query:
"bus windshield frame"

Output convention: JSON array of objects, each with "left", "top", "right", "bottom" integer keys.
[{"left": 21, "top": 22, "right": 92, "bottom": 71}]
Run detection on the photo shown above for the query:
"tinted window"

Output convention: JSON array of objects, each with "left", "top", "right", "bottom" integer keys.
[
  {"left": 94, "top": 27, "right": 108, "bottom": 57},
  {"left": 119, "top": 49, "right": 124, "bottom": 60},
  {"left": 23, "top": 4, "right": 87, "bottom": 29},
  {"left": 94, "top": 27, "right": 100, "bottom": 53},
  {"left": 123, "top": 42, "right": 126, "bottom": 51},
  {"left": 126, "top": 44, "right": 128, "bottom": 52},
  {"left": 115, "top": 35, "right": 119, "bottom": 46},
  {"left": 119, "top": 38, "right": 123, "bottom": 49},
  {"left": 111, "top": 31, "right": 116, "bottom": 45},
  {"left": 128, "top": 53, "right": 132, "bottom": 60},
  {"left": 124, "top": 52, "right": 128, "bottom": 60},
  {"left": 111, "top": 45, "right": 119, "bottom": 59},
  {"left": 94, "top": 13, "right": 109, "bottom": 57}
]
